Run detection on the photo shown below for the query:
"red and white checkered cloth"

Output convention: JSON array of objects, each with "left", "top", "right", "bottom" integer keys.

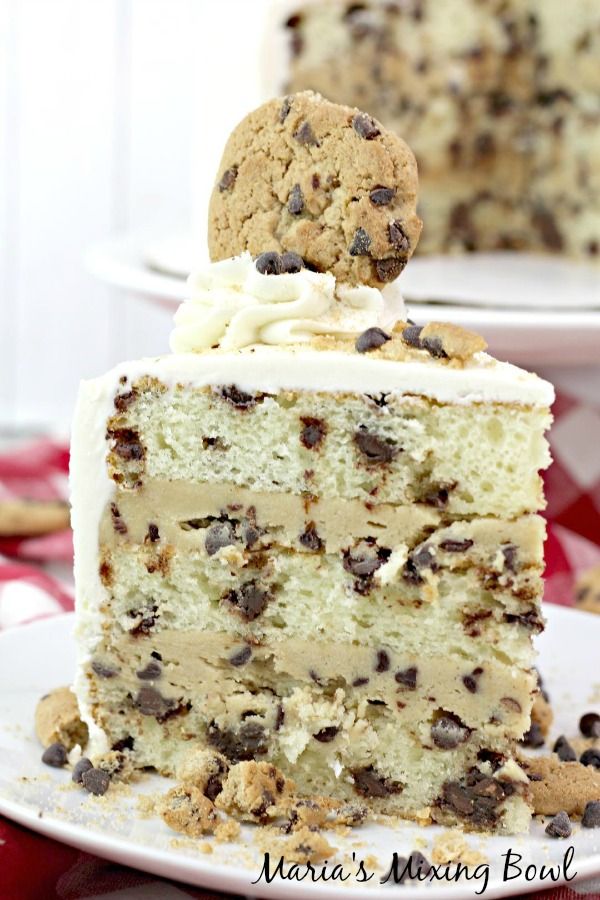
[{"left": 1, "top": 377, "right": 600, "bottom": 900}]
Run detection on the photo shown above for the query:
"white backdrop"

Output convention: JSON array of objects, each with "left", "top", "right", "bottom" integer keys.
[{"left": 0, "top": 0, "right": 273, "bottom": 431}]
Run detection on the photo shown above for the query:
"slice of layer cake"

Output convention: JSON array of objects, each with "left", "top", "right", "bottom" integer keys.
[{"left": 71, "top": 93, "right": 554, "bottom": 834}]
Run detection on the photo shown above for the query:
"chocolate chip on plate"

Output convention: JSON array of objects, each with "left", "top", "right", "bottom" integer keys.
[
  {"left": 580, "top": 712, "right": 600, "bottom": 738},
  {"left": 81, "top": 767, "right": 111, "bottom": 796},
  {"left": 72, "top": 757, "right": 94, "bottom": 784},
  {"left": 580, "top": 748, "right": 600, "bottom": 769},
  {"left": 545, "top": 811, "right": 572, "bottom": 839},
  {"left": 552, "top": 735, "right": 577, "bottom": 762},
  {"left": 582, "top": 801, "right": 600, "bottom": 828},
  {"left": 42, "top": 742, "right": 68, "bottom": 768}
]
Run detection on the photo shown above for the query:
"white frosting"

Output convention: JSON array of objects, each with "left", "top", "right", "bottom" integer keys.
[{"left": 170, "top": 253, "right": 406, "bottom": 353}]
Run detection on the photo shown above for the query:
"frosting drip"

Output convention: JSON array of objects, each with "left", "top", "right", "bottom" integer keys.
[{"left": 170, "top": 253, "right": 406, "bottom": 353}]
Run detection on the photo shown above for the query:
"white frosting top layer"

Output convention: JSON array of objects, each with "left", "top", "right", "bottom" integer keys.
[{"left": 170, "top": 253, "right": 406, "bottom": 352}]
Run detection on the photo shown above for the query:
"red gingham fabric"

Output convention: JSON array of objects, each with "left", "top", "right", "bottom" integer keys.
[{"left": 1, "top": 404, "right": 600, "bottom": 899}]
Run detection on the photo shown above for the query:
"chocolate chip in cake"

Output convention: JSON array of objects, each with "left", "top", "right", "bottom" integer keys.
[
  {"left": 521, "top": 721, "right": 545, "bottom": 748},
  {"left": 462, "top": 667, "right": 484, "bottom": 693},
  {"left": 374, "top": 258, "right": 404, "bottom": 282},
  {"left": 349, "top": 227, "right": 372, "bottom": 257},
  {"left": 128, "top": 603, "right": 158, "bottom": 637},
  {"left": 112, "top": 735, "right": 135, "bottom": 752},
  {"left": 352, "top": 676, "right": 369, "bottom": 687},
  {"left": 388, "top": 220, "right": 410, "bottom": 253},
  {"left": 222, "top": 581, "right": 271, "bottom": 621},
  {"left": 91, "top": 660, "right": 118, "bottom": 679},
  {"left": 219, "top": 384, "right": 260, "bottom": 409},
  {"left": 110, "top": 503, "right": 127, "bottom": 535},
  {"left": 354, "top": 428, "right": 397, "bottom": 464},
  {"left": 81, "top": 767, "right": 111, "bottom": 796},
  {"left": 439, "top": 538, "right": 474, "bottom": 553},
  {"left": 431, "top": 713, "right": 470, "bottom": 749},
  {"left": 352, "top": 765, "right": 402, "bottom": 798},
  {"left": 205, "top": 521, "right": 237, "bottom": 556},
  {"left": 280, "top": 251, "right": 305, "bottom": 273},
  {"left": 299, "top": 523, "right": 323, "bottom": 552},
  {"left": 313, "top": 726, "right": 339, "bottom": 743},
  {"left": 146, "top": 523, "right": 160, "bottom": 543},
  {"left": 207, "top": 721, "right": 269, "bottom": 762},
  {"left": 275, "top": 704, "right": 285, "bottom": 731},
  {"left": 293, "top": 121, "right": 319, "bottom": 146},
  {"left": 582, "top": 801, "right": 600, "bottom": 828},
  {"left": 205, "top": 773, "right": 225, "bottom": 802},
  {"left": 504, "top": 609, "right": 543, "bottom": 632},
  {"left": 401, "top": 324, "right": 423, "bottom": 349},
  {"left": 229, "top": 645, "right": 252, "bottom": 667},
  {"left": 402, "top": 544, "right": 437, "bottom": 585},
  {"left": 355, "top": 327, "right": 391, "bottom": 353},
  {"left": 552, "top": 735, "right": 576, "bottom": 762},
  {"left": 375, "top": 650, "right": 390, "bottom": 673},
  {"left": 501, "top": 544, "right": 518, "bottom": 572},
  {"left": 395, "top": 667, "right": 418, "bottom": 690},
  {"left": 255, "top": 252, "right": 282, "bottom": 276},
  {"left": 288, "top": 184, "right": 304, "bottom": 215},
  {"left": 218, "top": 166, "right": 238, "bottom": 192},
  {"left": 300, "top": 416, "right": 327, "bottom": 449},
  {"left": 532, "top": 207, "right": 564, "bottom": 251},
  {"left": 42, "top": 742, "right": 68, "bottom": 768},
  {"left": 580, "top": 712, "right": 600, "bottom": 738},
  {"left": 580, "top": 748, "right": 600, "bottom": 769},
  {"left": 369, "top": 186, "right": 395, "bottom": 206},
  {"left": 72, "top": 757, "right": 93, "bottom": 784},
  {"left": 134, "top": 686, "right": 175, "bottom": 718},
  {"left": 545, "top": 811, "right": 572, "bottom": 839},
  {"left": 136, "top": 660, "right": 162, "bottom": 681},
  {"left": 113, "top": 389, "right": 136, "bottom": 413},
  {"left": 352, "top": 112, "right": 380, "bottom": 140},
  {"left": 441, "top": 770, "right": 510, "bottom": 827},
  {"left": 108, "top": 428, "right": 144, "bottom": 462}
]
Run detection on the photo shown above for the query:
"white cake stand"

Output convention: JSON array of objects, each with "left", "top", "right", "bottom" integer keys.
[{"left": 85, "top": 229, "right": 600, "bottom": 367}]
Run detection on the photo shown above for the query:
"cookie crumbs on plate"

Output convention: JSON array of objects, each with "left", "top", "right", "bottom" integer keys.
[
  {"left": 431, "top": 831, "right": 488, "bottom": 867},
  {"left": 215, "top": 820, "right": 241, "bottom": 842}
]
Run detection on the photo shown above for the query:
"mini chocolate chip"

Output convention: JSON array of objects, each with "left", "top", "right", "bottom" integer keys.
[
  {"left": 42, "top": 742, "right": 68, "bottom": 768},
  {"left": 150, "top": 651, "right": 162, "bottom": 661},
  {"left": 300, "top": 416, "right": 326, "bottom": 449},
  {"left": 394, "top": 666, "right": 417, "bottom": 690},
  {"left": 112, "top": 736, "right": 135, "bottom": 752},
  {"left": 552, "top": 735, "right": 576, "bottom": 762},
  {"left": 521, "top": 721, "right": 545, "bottom": 748},
  {"left": 223, "top": 581, "right": 270, "bottom": 621},
  {"left": 354, "top": 429, "right": 397, "bottom": 464},
  {"left": 532, "top": 207, "right": 564, "bottom": 251},
  {"left": 218, "top": 167, "right": 238, "bottom": 192},
  {"left": 422, "top": 336, "right": 448, "bottom": 359},
  {"left": 293, "top": 121, "right": 319, "bottom": 146},
  {"left": 401, "top": 323, "right": 423, "bottom": 348},
  {"left": 375, "top": 650, "right": 390, "bottom": 673},
  {"left": 275, "top": 704, "right": 285, "bottom": 731},
  {"left": 81, "top": 767, "right": 110, "bottom": 796},
  {"left": 582, "top": 801, "right": 600, "bottom": 828},
  {"left": 369, "top": 186, "right": 395, "bottom": 206},
  {"left": 374, "top": 258, "right": 404, "bottom": 282},
  {"left": 431, "top": 713, "right": 470, "bottom": 749},
  {"left": 349, "top": 227, "right": 372, "bottom": 256},
  {"left": 255, "top": 252, "right": 282, "bottom": 276},
  {"left": 135, "top": 686, "right": 174, "bottom": 717},
  {"left": 402, "top": 544, "right": 437, "bottom": 585},
  {"left": 355, "top": 327, "right": 391, "bottom": 353},
  {"left": 110, "top": 503, "right": 127, "bottom": 535},
  {"left": 299, "top": 523, "right": 323, "bottom": 552},
  {"left": 404, "top": 852, "right": 433, "bottom": 882},
  {"left": 352, "top": 112, "right": 380, "bottom": 140},
  {"left": 343, "top": 547, "right": 388, "bottom": 578},
  {"left": 352, "top": 676, "right": 369, "bottom": 687},
  {"left": 205, "top": 521, "right": 236, "bottom": 556},
  {"left": 91, "top": 660, "right": 118, "bottom": 678},
  {"left": 388, "top": 220, "right": 410, "bottom": 252},
  {"left": 230, "top": 645, "right": 252, "bottom": 667},
  {"left": 136, "top": 660, "right": 162, "bottom": 680},
  {"left": 313, "top": 726, "right": 339, "bottom": 743},
  {"left": 439, "top": 538, "right": 474, "bottom": 552},
  {"left": 463, "top": 667, "right": 484, "bottom": 693},
  {"left": 147, "top": 523, "right": 159, "bottom": 543},
  {"left": 205, "top": 774, "right": 224, "bottom": 802},
  {"left": 280, "top": 251, "right": 304, "bottom": 273},
  {"left": 288, "top": 183, "right": 304, "bottom": 215},
  {"left": 502, "top": 544, "right": 518, "bottom": 572},
  {"left": 207, "top": 720, "right": 268, "bottom": 762},
  {"left": 545, "top": 811, "right": 572, "bottom": 838},
  {"left": 580, "top": 712, "right": 600, "bottom": 738},
  {"left": 108, "top": 428, "right": 144, "bottom": 462},
  {"left": 580, "top": 748, "right": 600, "bottom": 769},
  {"left": 72, "top": 757, "right": 93, "bottom": 783}
]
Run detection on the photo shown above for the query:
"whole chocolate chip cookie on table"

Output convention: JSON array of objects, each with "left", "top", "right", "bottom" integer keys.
[
  {"left": 208, "top": 91, "right": 421, "bottom": 286},
  {"left": 65, "top": 90, "right": 556, "bottom": 841}
]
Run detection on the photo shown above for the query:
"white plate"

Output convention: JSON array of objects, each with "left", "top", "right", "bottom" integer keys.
[
  {"left": 1, "top": 607, "right": 600, "bottom": 899},
  {"left": 85, "top": 231, "right": 600, "bottom": 367}
]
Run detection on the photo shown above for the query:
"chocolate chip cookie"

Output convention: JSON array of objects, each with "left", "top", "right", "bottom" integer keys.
[{"left": 208, "top": 91, "right": 421, "bottom": 287}]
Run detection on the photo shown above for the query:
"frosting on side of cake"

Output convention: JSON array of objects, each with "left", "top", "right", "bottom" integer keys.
[{"left": 171, "top": 252, "right": 406, "bottom": 352}]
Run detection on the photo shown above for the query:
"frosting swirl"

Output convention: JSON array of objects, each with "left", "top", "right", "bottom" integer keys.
[{"left": 170, "top": 253, "right": 406, "bottom": 353}]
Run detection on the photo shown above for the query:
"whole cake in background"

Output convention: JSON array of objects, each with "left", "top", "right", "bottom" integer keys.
[
  {"left": 268, "top": 0, "right": 600, "bottom": 257},
  {"left": 70, "top": 90, "right": 554, "bottom": 835}
]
